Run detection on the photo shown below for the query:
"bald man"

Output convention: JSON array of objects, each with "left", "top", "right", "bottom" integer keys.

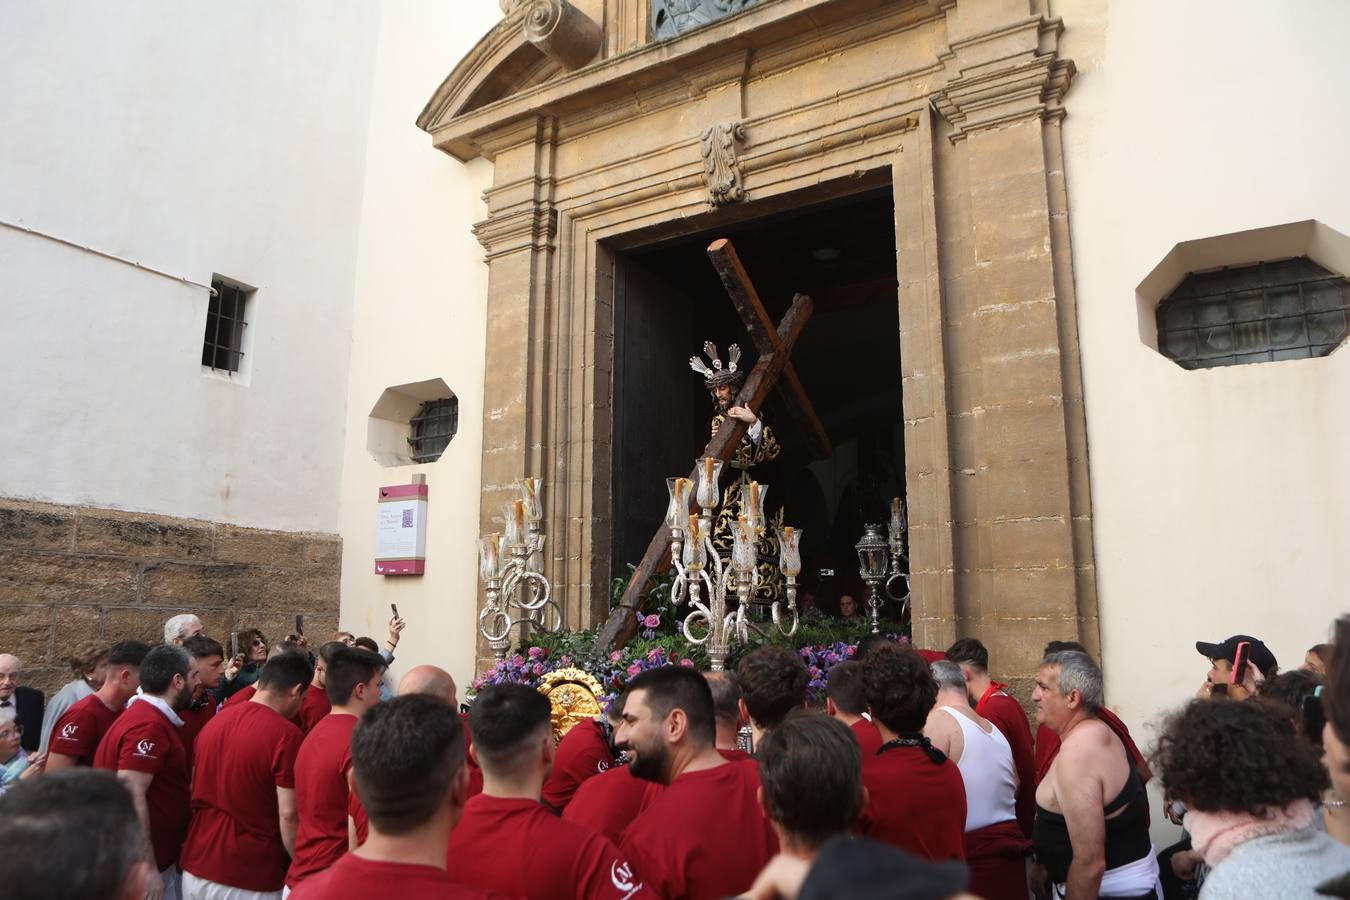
[{"left": 398, "top": 666, "right": 457, "bottom": 706}]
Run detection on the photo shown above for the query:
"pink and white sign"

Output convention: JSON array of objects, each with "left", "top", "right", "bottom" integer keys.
[{"left": 375, "top": 483, "right": 428, "bottom": 575}]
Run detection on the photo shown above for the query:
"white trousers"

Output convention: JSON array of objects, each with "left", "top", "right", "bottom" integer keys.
[
  {"left": 182, "top": 871, "right": 282, "bottom": 900},
  {"left": 161, "top": 866, "right": 182, "bottom": 900}
]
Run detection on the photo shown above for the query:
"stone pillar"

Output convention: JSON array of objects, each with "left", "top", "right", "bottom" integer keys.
[
  {"left": 472, "top": 117, "right": 559, "bottom": 665},
  {"left": 931, "top": 6, "right": 1096, "bottom": 688}
]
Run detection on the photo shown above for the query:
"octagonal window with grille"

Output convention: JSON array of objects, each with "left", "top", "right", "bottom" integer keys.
[
  {"left": 1156, "top": 257, "right": 1350, "bottom": 369},
  {"left": 408, "top": 398, "right": 458, "bottom": 463}
]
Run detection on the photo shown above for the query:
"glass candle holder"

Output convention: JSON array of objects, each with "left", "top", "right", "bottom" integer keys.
[
  {"left": 777, "top": 526, "right": 802, "bottom": 576},
  {"left": 666, "top": 476, "right": 692, "bottom": 530},
  {"left": 503, "top": 500, "right": 526, "bottom": 548},
  {"left": 743, "top": 481, "right": 768, "bottom": 533},
  {"left": 888, "top": 497, "right": 905, "bottom": 542},
  {"left": 696, "top": 457, "right": 724, "bottom": 510},
  {"left": 478, "top": 533, "right": 502, "bottom": 581},
  {"left": 732, "top": 515, "right": 757, "bottom": 571},
  {"left": 527, "top": 533, "right": 547, "bottom": 574},
  {"left": 682, "top": 517, "right": 707, "bottom": 573},
  {"left": 521, "top": 477, "right": 544, "bottom": 523}
]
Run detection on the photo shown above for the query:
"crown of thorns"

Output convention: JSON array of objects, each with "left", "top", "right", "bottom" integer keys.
[{"left": 689, "top": 341, "right": 744, "bottom": 389}]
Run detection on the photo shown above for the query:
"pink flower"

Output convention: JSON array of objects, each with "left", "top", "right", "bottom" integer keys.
[
  {"left": 527, "top": 647, "right": 542, "bottom": 659},
  {"left": 846, "top": 646, "right": 856, "bottom": 657},
  {"left": 560, "top": 655, "right": 573, "bottom": 666},
  {"left": 647, "top": 648, "right": 662, "bottom": 662},
  {"left": 626, "top": 663, "right": 642, "bottom": 677},
  {"left": 511, "top": 654, "right": 525, "bottom": 666},
  {"left": 532, "top": 663, "right": 545, "bottom": 675},
  {"left": 610, "top": 651, "right": 623, "bottom": 663},
  {"left": 644, "top": 614, "right": 661, "bottom": 628},
  {"left": 680, "top": 659, "right": 695, "bottom": 668}
]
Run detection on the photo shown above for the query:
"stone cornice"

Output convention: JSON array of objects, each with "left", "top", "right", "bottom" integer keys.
[
  {"left": 421, "top": 0, "right": 943, "bottom": 161},
  {"left": 933, "top": 15, "right": 1074, "bottom": 142},
  {"left": 473, "top": 205, "right": 559, "bottom": 259}
]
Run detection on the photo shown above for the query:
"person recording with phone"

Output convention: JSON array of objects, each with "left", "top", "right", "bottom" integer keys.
[{"left": 1194, "top": 634, "right": 1278, "bottom": 701}]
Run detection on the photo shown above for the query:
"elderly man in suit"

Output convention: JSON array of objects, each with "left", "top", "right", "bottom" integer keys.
[{"left": 0, "top": 654, "right": 44, "bottom": 753}]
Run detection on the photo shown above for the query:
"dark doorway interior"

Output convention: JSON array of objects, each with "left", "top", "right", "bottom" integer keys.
[{"left": 610, "top": 187, "right": 903, "bottom": 614}]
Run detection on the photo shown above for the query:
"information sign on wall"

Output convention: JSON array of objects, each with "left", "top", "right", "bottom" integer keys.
[{"left": 375, "top": 483, "right": 428, "bottom": 575}]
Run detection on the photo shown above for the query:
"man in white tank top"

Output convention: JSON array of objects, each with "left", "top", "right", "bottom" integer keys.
[{"left": 925, "top": 660, "right": 1030, "bottom": 900}]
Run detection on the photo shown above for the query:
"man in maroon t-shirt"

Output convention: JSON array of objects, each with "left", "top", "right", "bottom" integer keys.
[
  {"left": 825, "top": 661, "right": 883, "bottom": 759},
  {"left": 180, "top": 650, "right": 311, "bottom": 899},
  {"left": 450, "top": 684, "right": 649, "bottom": 899},
  {"left": 291, "top": 695, "right": 508, "bottom": 900},
  {"left": 540, "top": 706, "right": 622, "bottom": 812},
  {"left": 94, "top": 644, "right": 197, "bottom": 900},
  {"left": 856, "top": 643, "right": 967, "bottom": 862},
  {"left": 295, "top": 641, "right": 344, "bottom": 735},
  {"left": 178, "top": 635, "right": 224, "bottom": 767},
  {"left": 705, "top": 672, "right": 752, "bottom": 759},
  {"left": 287, "top": 647, "right": 385, "bottom": 891},
  {"left": 618, "top": 666, "right": 778, "bottom": 899},
  {"left": 945, "top": 637, "right": 1037, "bottom": 837},
  {"left": 735, "top": 646, "right": 809, "bottom": 752},
  {"left": 47, "top": 640, "right": 149, "bottom": 772}
]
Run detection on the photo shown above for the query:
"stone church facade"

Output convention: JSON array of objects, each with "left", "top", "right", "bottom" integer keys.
[{"left": 424, "top": 0, "right": 1097, "bottom": 682}]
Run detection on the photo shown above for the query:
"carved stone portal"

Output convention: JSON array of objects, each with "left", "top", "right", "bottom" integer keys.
[
  {"left": 699, "top": 121, "right": 747, "bottom": 207},
  {"left": 652, "top": 0, "right": 759, "bottom": 42}
]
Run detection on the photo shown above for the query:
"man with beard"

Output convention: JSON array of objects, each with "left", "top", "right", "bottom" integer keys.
[
  {"left": 178, "top": 636, "right": 224, "bottom": 766},
  {"left": 94, "top": 644, "right": 198, "bottom": 900},
  {"left": 618, "top": 666, "right": 778, "bottom": 898},
  {"left": 688, "top": 341, "right": 784, "bottom": 606},
  {"left": 448, "top": 684, "right": 649, "bottom": 899}
]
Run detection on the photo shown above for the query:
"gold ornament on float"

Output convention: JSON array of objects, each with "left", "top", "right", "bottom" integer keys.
[{"left": 537, "top": 667, "right": 605, "bottom": 744}]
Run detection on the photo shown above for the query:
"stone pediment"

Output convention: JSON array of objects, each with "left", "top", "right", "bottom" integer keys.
[{"left": 415, "top": 6, "right": 565, "bottom": 148}]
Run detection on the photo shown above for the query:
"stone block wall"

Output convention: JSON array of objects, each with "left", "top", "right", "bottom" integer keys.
[{"left": 0, "top": 497, "right": 341, "bottom": 697}]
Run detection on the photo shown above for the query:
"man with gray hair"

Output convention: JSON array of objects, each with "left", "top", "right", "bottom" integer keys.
[
  {"left": 1031, "top": 651, "right": 1158, "bottom": 900},
  {"left": 164, "top": 614, "right": 204, "bottom": 646},
  {"left": 924, "top": 660, "right": 1027, "bottom": 900}
]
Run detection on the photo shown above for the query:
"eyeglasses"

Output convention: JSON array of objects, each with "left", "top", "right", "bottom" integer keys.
[{"left": 250, "top": 639, "right": 267, "bottom": 648}]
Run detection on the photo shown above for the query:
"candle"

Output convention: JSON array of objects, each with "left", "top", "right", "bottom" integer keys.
[{"left": 705, "top": 457, "right": 714, "bottom": 483}]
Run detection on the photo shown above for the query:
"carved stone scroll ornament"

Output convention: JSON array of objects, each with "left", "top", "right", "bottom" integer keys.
[
  {"left": 521, "top": 0, "right": 602, "bottom": 70},
  {"left": 699, "top": 122, "right": 747, "bottom": 207}
]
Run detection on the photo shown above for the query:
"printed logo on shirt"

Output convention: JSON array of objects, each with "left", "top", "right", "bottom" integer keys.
[
  {"left": 60, "top": 723, "right": 79, "bottom": 739},
  {"left": 610, "top": 860, "right": 644, "bottom": 899},
  {"left": 596, "top": 759, "right": 613, "bottom": 773},
  {"left": 134, "top": 739, "right": 157, "bottom": 759}
]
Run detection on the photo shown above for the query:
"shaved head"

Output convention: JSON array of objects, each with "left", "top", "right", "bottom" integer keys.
[{"left": 398, "top": 665, "right": 458, "bottom": 707}]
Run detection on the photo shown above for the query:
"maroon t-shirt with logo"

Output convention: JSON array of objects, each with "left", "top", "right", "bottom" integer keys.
[
  {"left": 290, "top": 853, "right": 515, "bottom": 900},
  {"left": 180, "top": 701, "right": 303, "bottom": 892},
  {"left": 49, "top": 693, "right": 120, "bottom": 766},
  {"left": 620, "top": 759, "right": 778, "bottom": 900},
  {"left": 857, "top": 742, "right": 967, "bottom": 861},
  {"left": 449, "top": 794, "right": 651, "bottom": 900},
  {"left": 541, "top": 719, "right": 619, "bottom": 811},
  {"left": 93, "top": 700, "right": 191, "bottom": 870},
  {"left": 287, "top": 713, "right": 359, "bottom": 888},
  {"left": 563, "top": 765, "right": 664, "bottom": 846}
]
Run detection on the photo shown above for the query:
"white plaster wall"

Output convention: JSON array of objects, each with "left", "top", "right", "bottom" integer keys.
[
  {"left": 0, "top": 1, "right": 379, "bottom": 533},
  {"left": 1057, "top": 0, "right": 1350, "bottom": 834},
  {"left": 335, "top": 1, "right": 498, "bottom": 693}
]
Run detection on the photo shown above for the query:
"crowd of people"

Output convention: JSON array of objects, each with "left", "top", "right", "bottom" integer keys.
[{"left": 0, "top": 610, "right": 1347, "bottom": 900}]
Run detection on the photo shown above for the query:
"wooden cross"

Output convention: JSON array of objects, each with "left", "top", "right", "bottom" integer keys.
[{"left": 596, "top": 238, "right": 831, "bottom": 652}]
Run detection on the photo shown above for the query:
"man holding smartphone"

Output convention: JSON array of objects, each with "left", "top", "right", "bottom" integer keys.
[{"left": 1195, "top": 634, "right": 1278, "bottom": 700}]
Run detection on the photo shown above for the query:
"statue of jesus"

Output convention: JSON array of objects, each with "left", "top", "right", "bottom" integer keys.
[{"left": 689, "top": 341, "right": 785, "bottom": 608}]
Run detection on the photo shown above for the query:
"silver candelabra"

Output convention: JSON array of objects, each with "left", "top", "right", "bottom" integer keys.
[
  {"left": 664, "top": 458, "right": 802, "bottom": 671},
  {"left": 854, "top": 497, "right": 911, "bottom": 634},
  {"left": 477, "top": 477, "right": 562, "bottom": 659}
]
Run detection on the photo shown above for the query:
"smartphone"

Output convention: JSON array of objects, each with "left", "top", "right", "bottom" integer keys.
[
  {"left": 230, "top": 632, "right": 239, "bottom": 659},
  {"left": 391, "top": 603, "right": 400, "bottom": 619},
  {"left": 1230, "top": 641, "right": 1252, "bottom": 685},
  {"left": 295, "top": 614, "right": 304, "bottom": 636}
]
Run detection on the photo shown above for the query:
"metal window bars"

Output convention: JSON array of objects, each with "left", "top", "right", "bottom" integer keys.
[
  {"left": 408, "top": 398, "right": 459, "bottom": 463},
  {"left": 202, "top": 280, "right": 248, "bottom": 373}
]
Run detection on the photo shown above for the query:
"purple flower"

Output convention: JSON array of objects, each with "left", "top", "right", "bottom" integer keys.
[{"left": 527, "top": 647, "right": 543, "bottom": 659}]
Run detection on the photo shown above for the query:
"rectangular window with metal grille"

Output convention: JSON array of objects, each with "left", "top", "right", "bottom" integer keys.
[
  {"left": 202, "top": 279, "right": 251, "bottom": 373},
  {"left": 408, "top": 398, "right": 459, "bottom": 463}
]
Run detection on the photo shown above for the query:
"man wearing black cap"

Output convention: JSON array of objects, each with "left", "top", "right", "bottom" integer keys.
[{"left": 1196, "top": 634, "right": 1278, "bottom": 699}]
